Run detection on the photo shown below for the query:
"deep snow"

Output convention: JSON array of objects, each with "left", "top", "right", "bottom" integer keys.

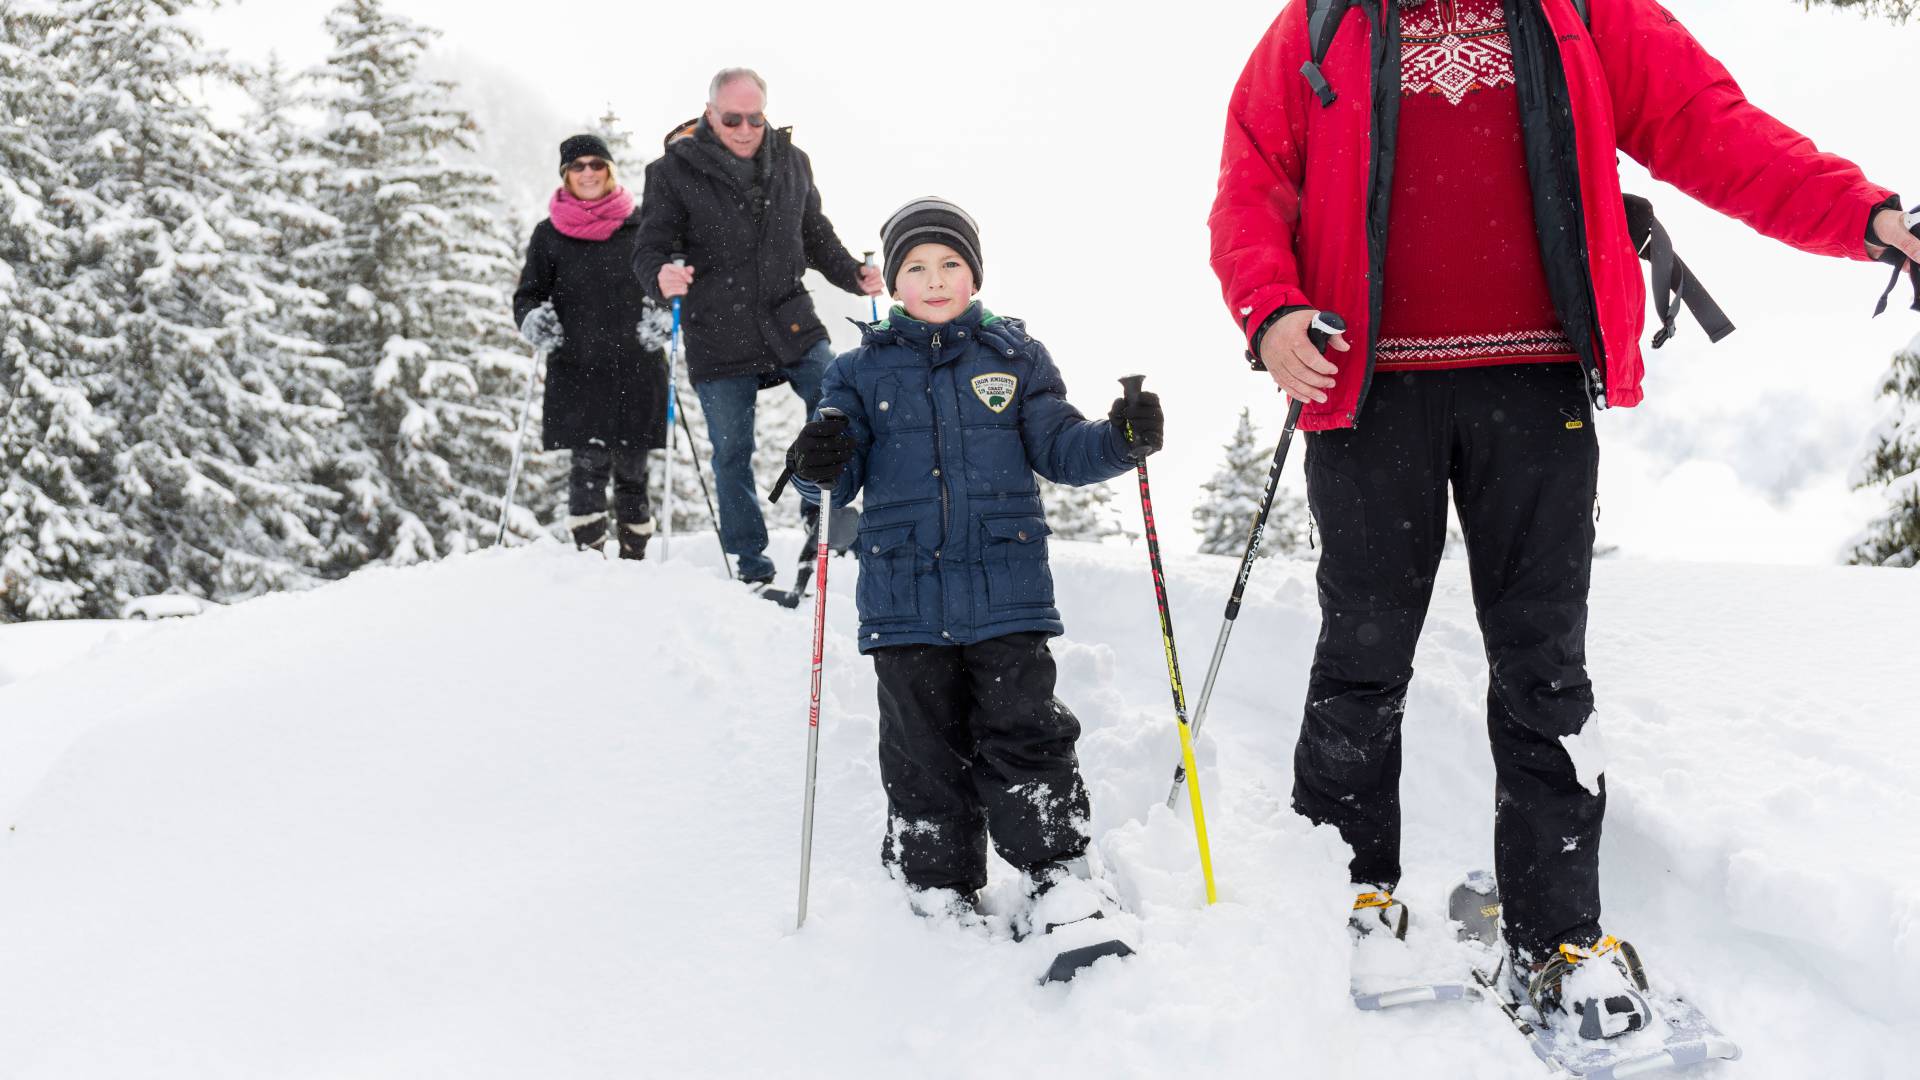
[{"left": 0, "top": 538, "right": 1914, "bottom": 1078}]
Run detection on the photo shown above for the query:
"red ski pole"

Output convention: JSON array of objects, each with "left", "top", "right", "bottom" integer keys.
[{"left": 791, "top": 407, "right": 846, "bottom": 929}]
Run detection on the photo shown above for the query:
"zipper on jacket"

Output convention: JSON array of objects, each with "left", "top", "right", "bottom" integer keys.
[
  {"left": 1349, "top": 1, "right": 1404, "bottom": 430},
  {"left": 930, "top": 330, "right": 952, "bottom": 547}
]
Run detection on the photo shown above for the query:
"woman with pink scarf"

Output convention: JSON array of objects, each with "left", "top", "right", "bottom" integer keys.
[{"left": 512, "top": 134, "right": 668, "bottom": 559}]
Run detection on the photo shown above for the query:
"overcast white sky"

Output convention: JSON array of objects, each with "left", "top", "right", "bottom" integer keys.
[{"left": 189, "top": 0, "right": 1920, "bottom": 564}]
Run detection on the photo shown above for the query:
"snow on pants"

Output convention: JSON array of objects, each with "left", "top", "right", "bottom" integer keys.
[
  {"left": 872, "top": 632, "right": 1091, "bottom": 894},
  {"left": 1294, "top": 362, "right": 1603, "bottom": 956},
  {"left": 569, "top": 443, "right": 651, "bottom": 525}
]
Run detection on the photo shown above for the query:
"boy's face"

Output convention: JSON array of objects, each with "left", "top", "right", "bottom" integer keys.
[{"left": 892, "top": 242, "right": 976, "bottom": 324}]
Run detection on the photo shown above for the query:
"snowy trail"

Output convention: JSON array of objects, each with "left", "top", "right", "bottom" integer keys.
[{"left": 0, "top": 541, "right": 1913, "bottom": 1077}]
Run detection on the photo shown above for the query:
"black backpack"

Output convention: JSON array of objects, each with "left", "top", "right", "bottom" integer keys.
[{"left": 1298, "top": 0, "right": 1734, "bottom": 348}]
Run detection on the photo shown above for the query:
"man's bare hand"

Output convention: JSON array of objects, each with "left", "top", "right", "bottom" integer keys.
[
  {"left": 658, "top": 262, "right": 695, "bottom": 299},
  {"left": 1868, "top": 206, "right": 1920, "bottom": 268},
  {"left": 1258, "top": 308, "right": 1351, "bottom": 404}
]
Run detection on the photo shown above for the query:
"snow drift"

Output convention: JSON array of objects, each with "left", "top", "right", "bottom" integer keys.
[{"left": 0, "top": 539, "right": 1913, "bottom": 1077}]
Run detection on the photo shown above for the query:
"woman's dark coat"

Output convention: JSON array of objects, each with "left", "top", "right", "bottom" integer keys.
[{"left": 512, "top": 215, "right": 668, "bottom": 451}]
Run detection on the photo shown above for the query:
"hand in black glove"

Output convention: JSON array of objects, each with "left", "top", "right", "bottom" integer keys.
[
  {"left": 1109, "top": 390, "right": 1164, "bottom": 460},
  {"left": 786, "top": 412, "right": 855, "bottom": 485}
]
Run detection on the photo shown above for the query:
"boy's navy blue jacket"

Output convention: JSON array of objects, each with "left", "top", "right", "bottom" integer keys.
[{"left": 802, "top": 303, "right": 1133, "bottom": 653}]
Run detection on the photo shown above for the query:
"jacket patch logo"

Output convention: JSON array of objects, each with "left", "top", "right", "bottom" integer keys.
[{"left": 970, "top": 373, "right": 1017, "bottom": 413}]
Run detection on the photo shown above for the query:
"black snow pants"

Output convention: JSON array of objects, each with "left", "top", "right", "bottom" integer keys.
[
  {"left": 569, "top": 442, "right": 652, "bottom": 525},
  {"left": 872, "top": 632, "right": 1091, "bottom": 894},
  {"left": 1294, "top": 363, "right": 1603, "bottom": 956}
]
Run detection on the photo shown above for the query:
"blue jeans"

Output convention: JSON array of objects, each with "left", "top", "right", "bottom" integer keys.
[{"left": 694, "top": 339, "right": 833, "bottom": 581}]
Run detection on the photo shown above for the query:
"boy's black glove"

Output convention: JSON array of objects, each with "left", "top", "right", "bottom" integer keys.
[
  {"left": 786, "top": 413, "right": 855, "bottom": 485},
  {"left": 1109, "top": 391, "right": 1164, "bottom": 459}
]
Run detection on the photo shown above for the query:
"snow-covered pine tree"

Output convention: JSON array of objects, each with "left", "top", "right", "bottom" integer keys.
[
  {"left": 1800, "top": 0, "right": 1916, "bottom": 21},
  {"left": 1192, "top": 407, "right": 1309, "bottom": 558},
  {"left": 22, "top": 0, "right": 347, "bottom": 606},
  {"left": 0, "top": 3, "right": 122, "bottom": 619},
  {"left": 308, "top": 0, "right": 531, "bottom": 563},
  {"left": 1041, "top": 477, "right": 1122, "bottom": 542},
  {"left": 1851, "top": 332, "right": 1920, "bottom": 567},
  {"left": 586, "top": 104, "right": 640, "bottom": 170}
]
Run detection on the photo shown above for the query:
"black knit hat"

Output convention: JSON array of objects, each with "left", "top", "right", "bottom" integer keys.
[
  {"left": 881, "top": 197, "right": 983, "bottom": 294},
  {"left": 558, "top": 134, "right": 613, "bottom": 174}
]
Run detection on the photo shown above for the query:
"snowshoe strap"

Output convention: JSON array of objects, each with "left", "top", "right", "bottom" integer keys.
[
  {"left": 1871, "top": 206, "right": 1920, "bottom": 318},
  {"left": 1624, "top": 194, "right": 1735, "bottom": 348},
  {"left": 1556, "top": 934, "right": 1622, "bottom": 966},
  {"left": 1352, "top": 890, "right": 1396, "bottom": 910},
  {"left": 1300, "top": 0, "right": 1353, "bottom": 108}
]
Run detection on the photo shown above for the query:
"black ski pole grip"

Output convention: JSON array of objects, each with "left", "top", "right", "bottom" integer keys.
[
  {"left": 671, "top": 252, "right": 687, "bottom": 267},
  {"left": 1119, "top": 374, "right": 1146, "bottom": 405},
  {"left": 1308, "top": 312, "right": 1346, "bottom": 355}
]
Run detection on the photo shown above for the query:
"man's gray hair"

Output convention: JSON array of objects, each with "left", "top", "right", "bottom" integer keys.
[{"left": 708, "top": 67, "right": 768, "bottom": 105}]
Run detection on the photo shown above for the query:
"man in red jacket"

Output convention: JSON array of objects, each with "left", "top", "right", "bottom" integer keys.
[{"left": 1210, "top": 0, "right": 1917, "bottom": 1036}]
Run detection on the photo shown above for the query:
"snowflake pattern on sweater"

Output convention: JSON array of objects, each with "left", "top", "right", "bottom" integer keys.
[{"left": 1401, "top": 0, "right": 1517, "bottom": 106}]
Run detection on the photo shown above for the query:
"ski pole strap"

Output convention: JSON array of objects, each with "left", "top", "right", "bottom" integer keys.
[
  {"left": 1623, "top": 194, "right": 1734, "bottom": 348},
  {"left": 1871, "top": 206, "right": 1920, "bottom": 317}
]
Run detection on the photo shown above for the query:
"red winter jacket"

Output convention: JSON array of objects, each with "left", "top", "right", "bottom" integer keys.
[{"left": 1209, "top": 0, "right": 1896, "bottom": 431}]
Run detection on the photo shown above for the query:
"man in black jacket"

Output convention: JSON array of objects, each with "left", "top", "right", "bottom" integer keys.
[{"left": 634, "top": 67, "right": 882, "bottom": 586}]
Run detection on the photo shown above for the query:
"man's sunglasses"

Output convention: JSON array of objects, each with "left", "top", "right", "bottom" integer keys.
[
  {"left": 719, "top": 111, "right": 766, "bottom": 129},
  {"left": 565, "top": 159, "right": 610, "bottom": 174}
]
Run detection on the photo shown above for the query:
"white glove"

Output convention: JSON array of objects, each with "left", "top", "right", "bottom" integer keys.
[{"left": 520, "top": 301, "right": 565, "bottom": 350}]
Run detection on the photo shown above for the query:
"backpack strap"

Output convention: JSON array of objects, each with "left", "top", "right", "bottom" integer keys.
[
  {"left": 1571, "top": 0, "right": 1589, "bottom": 26},
  {"left": 1299, "top": 0, "right": 1353, "bottom": 108},
  {"left": 1623, "top": 195, "right": 1735, "bottom": 348}
]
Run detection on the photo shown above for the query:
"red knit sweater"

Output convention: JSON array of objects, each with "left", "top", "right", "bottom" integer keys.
[{"left": 1376, "top": 0, "right": 1578, "bottom": 372}]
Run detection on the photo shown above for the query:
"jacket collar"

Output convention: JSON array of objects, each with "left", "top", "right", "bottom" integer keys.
[{"left": 863, "top": 302, "right": 993, "bottom": 364}]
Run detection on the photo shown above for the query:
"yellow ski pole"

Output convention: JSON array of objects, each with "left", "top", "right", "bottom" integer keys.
[{"left": 1118, "top": 375, "right": 1217, "bottom": 905}]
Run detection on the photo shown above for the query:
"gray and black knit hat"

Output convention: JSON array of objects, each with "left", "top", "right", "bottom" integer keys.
[{"left": 881, "top": 197, "right": 983, "bottom": 293}]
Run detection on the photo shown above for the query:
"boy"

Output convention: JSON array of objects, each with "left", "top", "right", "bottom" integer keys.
[{"left": 785, "top": 197, "right": 1164, "bottom": 944}]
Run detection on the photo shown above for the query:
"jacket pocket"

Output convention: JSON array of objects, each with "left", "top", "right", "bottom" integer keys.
[
  {"left": 771, "top": 289, "right": 821, "bottom": 344},
  {"left": 981, "top": 516, "right": 1054, "bottom": 611},
  {"left": 855, "top": 522, "right": 920, "bottom": 622}
]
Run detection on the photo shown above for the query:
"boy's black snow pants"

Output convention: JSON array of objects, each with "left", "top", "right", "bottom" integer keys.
[
  {"left": 1294, "top": 363, "right": 1603, "bottom": 957},
  {"left": 872, "top": 632, "right": 1091, "bottom": 894},
  {"left": 569, "top": 443, "right": 651, "bottom": 525}
]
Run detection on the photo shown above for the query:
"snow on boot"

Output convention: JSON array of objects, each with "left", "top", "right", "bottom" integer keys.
[
  {"left": 1510, "top": 936, "right": 1653, "bottom": 1041},
  {"left": 1017, "top": 854, "right": 1138, "bottom": 984},
  {"left": 568, "top": 512, "right": 608, "bottom": 552},
  {"left": 618, "top": 520, "right": 653, "bottom": 561},
  {"left": 1350, "top": 887, "right": 1408, "bottom": 941},
  {"left": 906, "top": 886, "right": 985, "bottom": 929}
]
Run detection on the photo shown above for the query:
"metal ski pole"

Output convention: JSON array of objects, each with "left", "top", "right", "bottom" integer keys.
[
  {"left": 1119, "top": 375, "right": 1217, "bottom": 905},
  {"left": 662, "top": 253, "right": 689, "bottom": 561},
  {"left": 862, "top": 250, "right": 880, "bottom": 322},
  {"left": 494, "top": 346, "right": 547, "bottom": 547},
  {"left": 791, "top": 406, "right": 847, "bottom": 929},
  {"left": 1167, "top": 312, "right": 1346, "bottom": 810},
  {"left": 674, "top": 393, "right": 733, "bottom": 579}
]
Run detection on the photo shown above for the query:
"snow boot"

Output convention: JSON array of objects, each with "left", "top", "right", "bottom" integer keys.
[
  {"left": 618, "top": 519, "right": 653, "bottom": 561},
  {"left": 1351, "top": 888, "right": 1409, "bottom": 941},
  {"left": 568, "top": 512, "right": 608, "bottom": 552},
  {"left": 1509, "top": 935, "right": 1653, "bottom": 1041},
  {"left": 1017, "top": 853, "right": 1138, "bottom": 983}
]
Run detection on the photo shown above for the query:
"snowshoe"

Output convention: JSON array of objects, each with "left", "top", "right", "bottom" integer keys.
[
  {"left": 906, "top": 886, "right": 985, "bottom": 929},
  {"left": 1017, "top": 853, "right": 1137, "bottom": 985},
  {"left": 1450, "top": 871, "right": 1741, "bottom": 1077},
  {"left": 1348, "top": 887, "right": 1480, "bottom": 1011},
  {"left": 1510, "top": 937, "right": 1653, "bottom": 1042}
]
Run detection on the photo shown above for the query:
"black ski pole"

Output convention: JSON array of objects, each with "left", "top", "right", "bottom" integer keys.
[
  {"left": 674, "top": 394, "right": 733, "bottom": 580},
  {"left": 1166, "top": 312, "right": 1345, "bottom": 810},
  {"left": 1120, "top": 374, "right": 1217, "bottom": 904}
]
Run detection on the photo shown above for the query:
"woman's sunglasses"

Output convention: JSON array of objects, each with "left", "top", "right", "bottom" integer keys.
[
  {"left": 565, "top": 159, "right": 610, "bottom": 174},
  {"left": 719, "top": 112, "right": 766, "bottom": 129}
]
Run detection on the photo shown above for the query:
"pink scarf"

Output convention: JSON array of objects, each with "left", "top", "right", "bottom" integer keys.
[{"left": 549, "top": 185, "right": 634, "bottom": 242}]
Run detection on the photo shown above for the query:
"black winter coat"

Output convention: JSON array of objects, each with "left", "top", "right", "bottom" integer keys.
[
  {"left": 512, "top": 215, "right": 667, "bottom": 452},
  {"left": 632, "top": 119, "right": 865, "bottom": 385}
]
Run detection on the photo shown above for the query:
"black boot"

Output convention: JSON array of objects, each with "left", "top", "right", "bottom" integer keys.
[
  {"left": 568, "top": 512, "right": 608, "bottom": 552},
  {"left": 618, "top": 520, "right": 653, "bottom": 561}
]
